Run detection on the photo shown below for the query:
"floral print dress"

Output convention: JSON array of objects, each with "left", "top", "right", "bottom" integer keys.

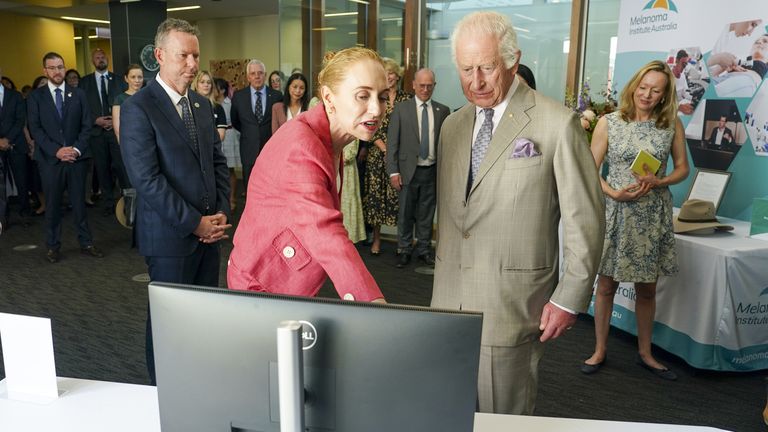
[
  {"left": 363, "top": 89, "right": 411, "bottom": 226},
  {"left": 598, "top": 112, "right": 678, "bottom": 282}
]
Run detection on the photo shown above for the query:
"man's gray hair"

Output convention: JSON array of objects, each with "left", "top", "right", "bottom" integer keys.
[
  {"left": 246, "top": 59, "right": 266, "bottom": 74},
  {"left": 155, "top": 18, "right": 200, "bottom": 48},
  {"left": 451, "top": 11, "right": 520, "bottom": 69},
  {"left": 413, "top": 67, "right": 435, "bottom": 81}
]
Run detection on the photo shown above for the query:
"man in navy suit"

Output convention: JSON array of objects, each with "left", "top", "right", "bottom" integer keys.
[
  {"left": 80, "top": 48, "right": 130, "bottom": 216},
  {"left": 27, "top": 52, "right": 103, "bottom": 263},
  {"left": 0, "top": 68, "right": 28, "bottom": 229},
  {"left": 230, "top": 59, "right": 282, "bottom": 193},
  {"left": 120, "top": 18, "right": 231, "bottom": 383}
]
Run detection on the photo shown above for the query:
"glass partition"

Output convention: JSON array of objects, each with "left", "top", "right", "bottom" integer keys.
[
  {"left": 425, "top": 0, "right": 574, "bottom": 110},
  {"left": 582, "top": 0, "right": 620, "bottom": 104}
]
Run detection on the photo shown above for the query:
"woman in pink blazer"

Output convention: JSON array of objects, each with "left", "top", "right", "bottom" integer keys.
[
  {"left": 271, "top": 73, "right": 309, "bottom": 134},
  {"left": 228, "top": 48, "right": 388, "bottom": 302}
]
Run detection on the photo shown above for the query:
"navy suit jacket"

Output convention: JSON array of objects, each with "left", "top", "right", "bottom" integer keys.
[
  {"left": 119, "top": 79, "right": 230, "bottom": 257},
  {"left": 230, "top": 86, "right": 282, "bottom": 166},
  {"left": 27, "top": 84, "right": 92, "bottom": 166},
  {"left": 0, "top": 87, "right": 26, "bottom": 154},
  {"left": 79, "top": 71, "right": 123, "bottom": 137}
]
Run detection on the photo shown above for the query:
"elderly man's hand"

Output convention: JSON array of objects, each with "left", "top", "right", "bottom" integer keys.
[{"left": 539, "top": 302, "right": 577, "bottom": 342}]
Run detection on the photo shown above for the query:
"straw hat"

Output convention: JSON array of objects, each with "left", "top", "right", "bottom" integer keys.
[{"left": 673, "top": 199, "right": 733, "bottom": 234}]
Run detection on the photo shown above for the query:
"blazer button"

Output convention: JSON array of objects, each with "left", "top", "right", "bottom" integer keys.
[
  {"left": 282, "top": 246, "right": 295, "bottom": 258},
  {"left": 463, "top": 232, "right": 470, "bottom": 239},
  {"left": 343, "top": 293, "right": 355, "bottom": 301}
]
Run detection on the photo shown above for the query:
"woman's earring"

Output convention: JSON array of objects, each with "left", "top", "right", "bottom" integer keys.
[{"left": 326, "top": 105, "right": 335, "bottom": 114}]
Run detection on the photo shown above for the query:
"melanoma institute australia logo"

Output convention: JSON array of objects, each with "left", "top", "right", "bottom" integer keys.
[{"left": 629, "top": 0, "right": 679, "bottom": 35}]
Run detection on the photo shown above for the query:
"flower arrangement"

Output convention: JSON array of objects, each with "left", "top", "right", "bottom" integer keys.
[{"left": 565, "top": 79, "right": 618, "bottom": 143}]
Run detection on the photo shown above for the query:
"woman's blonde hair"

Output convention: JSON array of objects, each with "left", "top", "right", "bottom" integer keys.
[
  {"left": 317, "top": 47, "right": 384, "bottom": 93},
  {"left": 191, "top": 70, "right": 221, "bottom": 106},
  {"left": 380, "top": 57, "right": 402, "bottom": 78},
  {"left": 619, "top": 60, "right": 678, "bottom": 129}
]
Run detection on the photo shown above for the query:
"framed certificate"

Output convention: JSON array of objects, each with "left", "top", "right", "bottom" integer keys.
[{"left": 685, "top": 169, "right": 731, "bottom": 210}]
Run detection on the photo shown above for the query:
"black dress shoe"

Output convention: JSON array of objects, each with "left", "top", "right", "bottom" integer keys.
[
  {"left": 80, "top": 245, "right": 104, "bottom": 258},
  {"left": 46, "top": 249, "right": 60, "bottom": 263},
  {"left": 418, "top": 253, "right": 435, "bottom": 266},
  {"left": 636, "top": 355, "right": 677, "bottom": 381},
  {"left": 396, "top": 253, "right": 411, "bottom": 268},
  {"left": 580, "top": 357, "right": 605, "bottom": 375}
]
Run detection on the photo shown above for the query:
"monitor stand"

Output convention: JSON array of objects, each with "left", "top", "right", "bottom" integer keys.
[{"left": 276, "top": 321, "right": 306, "bottom": 432}]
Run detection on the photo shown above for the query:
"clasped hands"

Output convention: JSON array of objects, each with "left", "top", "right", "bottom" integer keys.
[
  {"left": 56, "top": 146, "right": 79, "bottom": 162},
  {"left": 612, "top": 164, "right": 661, "bottom": 202},
  {"left": 194, "top": 213, "right": 232, "bottom": 244},
  {"left": 95, "top": 116, "right": 113, "bottom": 131}
]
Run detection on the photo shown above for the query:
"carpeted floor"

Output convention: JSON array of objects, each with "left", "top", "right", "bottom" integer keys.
[{"left": 0, "top": 203, "right": 765, "bottom": 431}]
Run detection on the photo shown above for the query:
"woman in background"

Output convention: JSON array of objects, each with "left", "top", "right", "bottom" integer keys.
[
  {"left": 363, "top": 57, "right": 409, "bottom": 255},
  {"left": 228, "top": 47, "right": 388, "bottom": 303},
  {"left": 582, "top": 60, "right": 689, "bottom": 381},
  {"left": 65, "top": 69, "right": 80, "bottom": 88},
  {"left": 215, "top": 78, "right": 240, "bottom": 211},
  {"left": 191, "top": 71, "right": 228, "bottom": 141},
  {"left": 271, "top": 73, "right": 309, "bottom": 134},
  {"left": 112, "top": 64, "right": 144, "bottom": 142},
  {"left": 268, "top": 70, "right": 283, "bottom": 92}
]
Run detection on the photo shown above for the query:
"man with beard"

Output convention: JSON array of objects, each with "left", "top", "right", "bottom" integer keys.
[{"left": 80, "top": 48, "right": 130, "bottom": 216}]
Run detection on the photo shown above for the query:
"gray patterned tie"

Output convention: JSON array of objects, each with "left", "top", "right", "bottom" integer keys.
[
  {"left": 178, "top": 96, "right": 199, "bottom": 154},
  {"left": 254, "top": 90, "right": 263, "bottom": 123},
  {"left": 470, "top": 108, "right": 494, "bottom": 184},
  {"left": 420, "top": 103, "right": 429, "bottom": 159}
]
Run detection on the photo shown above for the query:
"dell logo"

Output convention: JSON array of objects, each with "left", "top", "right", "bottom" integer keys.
[{"left": 299, "top": 320, "right": 317, "bottom": 350}]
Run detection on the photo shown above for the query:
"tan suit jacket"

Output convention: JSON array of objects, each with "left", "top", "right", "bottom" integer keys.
[{"left": 432, "top": 83, "right": 605, "bottom": 347}]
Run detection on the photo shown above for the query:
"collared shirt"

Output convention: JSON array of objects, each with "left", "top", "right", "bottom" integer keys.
[
  {"left": 470, "top": 76, "right": 519, "bottom": 144},
  {"left": 47, "top": 80, "right": 66, "bottom": 102},
  {"left": 250, "top": 86, "right": 265, "bottom": 117},
  {"left": 155, "top": 74, "right": 188, "bottom": 119},
  {"left": 95, "top": 70, "right": 110, "bottom": 105},
  {"left": 46, "top": 80, "right": 81, "bottom": 156},
  {"left": 714, "top": 128, "right": 725, "bottom": 145},
  {"left": 414, "top": 95, "right": 436, "bottom": 166}
]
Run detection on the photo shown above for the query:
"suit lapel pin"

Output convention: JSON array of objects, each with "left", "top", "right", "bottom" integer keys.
[
  {"left": 194, "top": 102, "right": 200, "bottom": 108},
  {"left": 67, "top": 92, "right": 72, "bottom": 98},
  {"left": 435, "top": 107, "right": 440, "bottom": 111}
]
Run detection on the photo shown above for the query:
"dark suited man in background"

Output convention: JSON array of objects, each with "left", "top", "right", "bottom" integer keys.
[
  {"left": 431, "top": 12, "right": 603, "bottom": 415},
  {"left": 386, "top": 68, "right": 448, "bottom": 268},
  {"left": 80, "top": 48, "right": 130, "bottom": 216},
  {"left": 0, "top": 67, "right": 28, "bottom": 229},
  {"left": 708, "top": 115, "right": 733, "bottom": 148},
  {"left": 120, "top": 18, "right": 231, "bottom": 383},
  {"left": 27, "top": 52, "right": 103, "bottom": 263},
  {"left": 230, "top": 59, "right": 282, "bottom": 193}
]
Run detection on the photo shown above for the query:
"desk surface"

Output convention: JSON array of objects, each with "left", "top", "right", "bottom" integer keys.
[{"left": 0, "top": 378, "right": 730, "bottom": 432}]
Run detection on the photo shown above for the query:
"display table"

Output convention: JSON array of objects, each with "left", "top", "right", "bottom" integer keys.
[
  {"left": 588, "top": 213, "right": 768, "bottom": 371},
  {"left": 0, "top": 378, "right": 730, "bottom": 431}
]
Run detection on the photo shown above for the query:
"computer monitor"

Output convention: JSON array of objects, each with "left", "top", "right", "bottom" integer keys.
[{"left": 149, "top": 282, "right": 483, "bottom": 432}]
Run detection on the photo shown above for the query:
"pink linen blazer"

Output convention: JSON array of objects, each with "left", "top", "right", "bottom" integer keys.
[{"left": 227, "top": 104, "right": 383, "bottom": 301}]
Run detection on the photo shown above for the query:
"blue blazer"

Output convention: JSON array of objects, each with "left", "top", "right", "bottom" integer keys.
[
  {"left": 27, "top": 84, "right": 92, "bottom": 166},
  {"left": 0, "top": 88, "right": 26, "bottom": 154},
  {"left": 119, "top": 79, "right": 230, "bottom": 257}
]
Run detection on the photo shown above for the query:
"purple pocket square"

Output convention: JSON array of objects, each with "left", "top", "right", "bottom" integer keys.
[{"left": 510, "top": 138, "right": 541, "bottom": 158}]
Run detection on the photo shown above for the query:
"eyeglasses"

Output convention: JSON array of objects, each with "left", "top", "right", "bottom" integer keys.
[
  {"left": 270, "top": 78, "right": 282, "bottom": 84},
  {"left": 416, "top": 84, "right": 435, "bottom": 90},
  {"left": 45, "top": 66, "right": 66, "bottom": 71}
]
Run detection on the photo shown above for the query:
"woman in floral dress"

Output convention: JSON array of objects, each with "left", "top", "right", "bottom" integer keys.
[
  {"left": 363, "top": 58, "right": 411, "bottom": 255},
  {"left": 582, "top": 60, "right": 689, "bottom": 380}
]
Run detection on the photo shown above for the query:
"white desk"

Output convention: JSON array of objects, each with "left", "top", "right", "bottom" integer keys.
[
  {"left": 588, "top": 214, "right": 768, "bottom": 371},
  {"left": 0, "top": 378, "right": 730, "bottom": 432}
]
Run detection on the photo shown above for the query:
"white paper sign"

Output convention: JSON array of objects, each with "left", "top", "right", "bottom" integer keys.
[{"left": 0, "top": 313, "right": 59, "bottom": 403}]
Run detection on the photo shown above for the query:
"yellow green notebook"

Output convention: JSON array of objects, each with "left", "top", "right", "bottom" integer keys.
[{"left": 630, "top": 149, "right": 661, "bottom": 176}]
